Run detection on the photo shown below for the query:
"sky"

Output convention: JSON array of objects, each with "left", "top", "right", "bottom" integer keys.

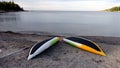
[{"left": 4, "top": 0, "right": 120, "bottom": 11}]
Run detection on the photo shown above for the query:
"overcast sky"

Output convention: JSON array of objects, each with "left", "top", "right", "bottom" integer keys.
[{"left": 5, "top": 0, "right": 120, "bottom": 11}]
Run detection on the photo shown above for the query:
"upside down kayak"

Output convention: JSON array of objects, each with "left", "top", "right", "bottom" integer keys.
[
  {"left": 63, "top": 37, "right": 106, "bottom": 56},
  {"left": 27, "top": 37, "right": 60, "bottom": 60}
]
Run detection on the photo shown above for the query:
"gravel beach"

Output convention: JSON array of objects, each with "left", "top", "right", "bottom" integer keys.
[{"left": 0, "top": 31, "right": 120, "bottom": 68}]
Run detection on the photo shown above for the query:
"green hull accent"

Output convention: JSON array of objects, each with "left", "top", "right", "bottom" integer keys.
[
  {"left": 65, "top": 41, "right": 77, "bottom": 47},
  {"left": 50, "top": 38, "right": 59, "bottom": 46}
]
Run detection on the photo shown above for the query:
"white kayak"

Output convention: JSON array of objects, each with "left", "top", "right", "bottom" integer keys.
[{"left": 27, "top": 37, "right": 60, "bottom": 60}]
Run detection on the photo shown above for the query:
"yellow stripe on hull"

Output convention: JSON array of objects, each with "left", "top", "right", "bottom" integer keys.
[{"left": 76, "top": 44, "right": 106, "bottom": 56}]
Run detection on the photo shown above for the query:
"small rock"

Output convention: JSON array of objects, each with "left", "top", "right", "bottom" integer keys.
[{"left": 92, "top": 58, "right": 104, "bottom": 63}]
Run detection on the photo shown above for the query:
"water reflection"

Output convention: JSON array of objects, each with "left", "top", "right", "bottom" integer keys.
[{"left": 0, "top": 12, "right": 21, "bottom": 31}]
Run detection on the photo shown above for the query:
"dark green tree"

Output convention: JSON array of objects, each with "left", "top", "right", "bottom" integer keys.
[
  {"left": 105, "top": 6, "right": 120, "bottom": 12},
  {"left": 0, "top": 1, "right": 24, "bottom": 11}
]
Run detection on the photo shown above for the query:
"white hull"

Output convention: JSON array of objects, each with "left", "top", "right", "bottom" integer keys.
[{"left": 28, "top": 37, "right": 60, "bottom": 60}]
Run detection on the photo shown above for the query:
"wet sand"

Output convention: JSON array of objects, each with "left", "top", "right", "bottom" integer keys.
[{"left": 0, "top": 31, "right": 120, "bottom": 68}]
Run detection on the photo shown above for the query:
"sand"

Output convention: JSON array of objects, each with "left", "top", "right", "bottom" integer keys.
[{"left": 0, "top": 31, "right": 120, "bottom": 68}]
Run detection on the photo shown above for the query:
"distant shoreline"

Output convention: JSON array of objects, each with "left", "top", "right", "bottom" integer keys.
[
  {"left": 0, "top": 10, "right": 29, "bottom": 13},
  {"left": 1, "top": 10, "right": 119, "bottom": 13},
  {"left": 101, "top": 10, "right": 120, "bottom": 12},
  {"left": 0, "top": 1, "right": 24, "bottom": 13},
  {"left": 102, "top": 6, "right": 120, "bottom": 12}
]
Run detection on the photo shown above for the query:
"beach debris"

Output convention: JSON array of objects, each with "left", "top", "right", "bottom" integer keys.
[
  {"left": 63, "top": 37, "right": 106, "bottom": 56},
  {"left": 27, "top": 37, "right": 60, "bottom": 60},
  {"left": 0, "top": 48, "right": 28, "bottom": 59}
]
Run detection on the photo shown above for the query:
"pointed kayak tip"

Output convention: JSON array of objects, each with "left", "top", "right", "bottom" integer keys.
[
  {"left": 27, "top": 55, "right": 33, "bottom": 60},
  {"left": 101, "top": 53, "right": 106, "bottom": 56},
  {"left": 100, "top": 52, "right": 106, "bottom": 56}
]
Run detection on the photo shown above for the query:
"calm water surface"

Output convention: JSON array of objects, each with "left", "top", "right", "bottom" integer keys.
[{"left": 0, "top": 11, "right": 120, "bottom": 37}]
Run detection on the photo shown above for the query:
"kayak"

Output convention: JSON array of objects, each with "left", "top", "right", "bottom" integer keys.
[
  {"left": 27, "top": 37, "right": 60, "bottom": 60},
  {"left": 63, "top": 37, "right": 106, "bottom": 56}
]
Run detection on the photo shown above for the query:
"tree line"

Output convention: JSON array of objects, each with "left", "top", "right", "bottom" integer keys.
[
  {"left": 105, "top": 6, "right": 120, "bottom": 12},
  {"left": 0, "top": 1, "right": 24, "bottom": 11}
]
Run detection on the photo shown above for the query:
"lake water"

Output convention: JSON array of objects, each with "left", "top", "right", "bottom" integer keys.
[{"left": 0, "top": 11, "right": 120, "bottom": 37}]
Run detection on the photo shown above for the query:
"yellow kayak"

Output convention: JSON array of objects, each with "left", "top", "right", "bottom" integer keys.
[{"left": 63, "top": 37, "right": 106, "bottom": 56}]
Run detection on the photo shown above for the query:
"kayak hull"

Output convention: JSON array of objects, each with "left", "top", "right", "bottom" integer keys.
[
  {"left": 63, "top": 37, "right": 106, "bottom": 56},
  {"left": 28, "top": 37, "right": 60, "bottom": 60}
]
